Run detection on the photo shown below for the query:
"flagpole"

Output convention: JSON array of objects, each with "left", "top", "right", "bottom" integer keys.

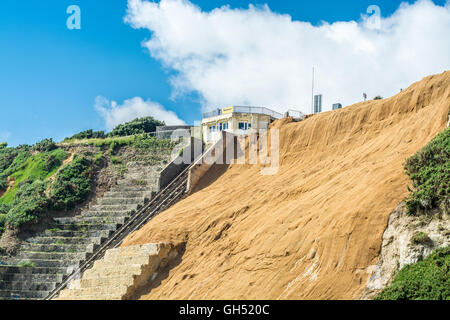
[{"left": 311, "top": 67, "right": 315, "bottom": 114}]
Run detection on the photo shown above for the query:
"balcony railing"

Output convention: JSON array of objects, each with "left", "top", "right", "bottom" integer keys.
[
  {"left": 202, "top": 109, "right": 222, "bottom": 119},
  {"left": 202, "top": 106, "right": 283, "bottom": 119}
]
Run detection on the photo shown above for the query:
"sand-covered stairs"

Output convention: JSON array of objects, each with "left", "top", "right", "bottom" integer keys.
[{"left": 55, "top": 243, "right": 177, "bottom": 300}]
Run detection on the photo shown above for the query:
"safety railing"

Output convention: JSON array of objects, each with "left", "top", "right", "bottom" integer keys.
[{"left": 202, "top": 106, "right": 283, "bottom": 119}]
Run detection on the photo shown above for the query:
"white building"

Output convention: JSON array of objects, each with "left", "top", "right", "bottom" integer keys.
[{"left": 201, "top": 106, "right": 283, "bottom": 144}]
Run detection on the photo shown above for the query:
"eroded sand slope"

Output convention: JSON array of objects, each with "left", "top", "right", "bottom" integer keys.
[{"left": 122, "top": 71, "right": 450, "bottom": 299}]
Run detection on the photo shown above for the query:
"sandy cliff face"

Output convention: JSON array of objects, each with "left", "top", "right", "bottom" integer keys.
[{"left": 122, "top": 71, "right": 450, "bottom": 299}]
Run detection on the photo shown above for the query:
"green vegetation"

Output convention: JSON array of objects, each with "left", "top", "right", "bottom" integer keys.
[
  {"left": 32, "top": 138, "right": 57, "bottom": 152},
  {"left": 0, "top": 145, "right": 92, "bottom": 230},
  {"left": 108, "top": 116, "right": 164, "bottom": 137},
  {"left": 375, "top": 246, "right": 450, "bottom": 300},
  {"left": 88, "top": 134, "right": 175, "bottom": 151},
  {"left": 411, "top": 231, "right": 432, "bottom": 245},
  {"left": 5, "top": 180, "right": 50, "bottom": 227},
  {"left": 49, "top": 156, "right": 92, "bottom": 211},
  {"left": 93, "top": 152, "right": 104, "bottom": 166},
  {"left": 64, "top": 117, "right": 164, "bottom": 141},
  {"left": 0, "top": 148, "right": 66, "bottom": 204},
  {"left": 0, "top": 213, "right": 6, "bottom": 233},
  {"left": 66, "top": 129, "right": 106, "bottom": 141},
  {"left": 374, "top": 95, "right": 384, "bottom": 100},
  {"left": 0, "top": 116, "right": 179, "bottom": 234},
  {"left": 63, "top": 134, "right": 176, "bottom": 158},
  {"left": 109, "top": 140, "right": 121, "bottom": 155},
  {"left": 110, "top": 156, "right": 123, "bottom": 165},
  {"left": 134, "top": 179, "right": 147, "bottom": 186},
  {"left": 0, "top": 153, "right": 92, "bottom": 231},
  {"left": 0, "top": 145, "right": 30, "bottom": 191},
  {"left": 404, "top": 127, "right": 449, "bottom": 216},
  {"left": 18, "top": 260, "right": 36, "bottom": 268},
  {"left": 60, "top": 118, "right": 177, "bottom": 157}
]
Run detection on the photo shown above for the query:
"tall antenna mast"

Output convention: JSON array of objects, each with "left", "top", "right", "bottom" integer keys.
[{"left": 311, "top": 67, "right": 315, "bottom": 114}]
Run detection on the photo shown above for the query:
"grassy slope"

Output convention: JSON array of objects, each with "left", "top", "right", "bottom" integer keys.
[
  {"left": 404, "top": 127, "right": 449, "bottom": 215},
  {"left": 0, "top": 133, "right": 178, "bottom": 233},
  {"left": 0, "top": 149, "right": 67, "bottom": 204}
]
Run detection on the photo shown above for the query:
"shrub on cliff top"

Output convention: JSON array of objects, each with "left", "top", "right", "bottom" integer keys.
[
  {"left": 67, "top": 129, "right": 106, "bottom": 141},
  {"left": 107, "top": 116, "right": 165, "bottom": 137},
  {"left": 32, "top": 138, "right": 57, "bottom": 152},
  {"left": 49, "top": 155, "right": 92, "bottom": 211},
  {"left": 404, "top": 127, "right": 449, "bottom": 215},
  {"left": 5, "top": 180, "right": 50, "bottom": 227},
  {"left": 375, "top": 246, "right": 450, "bottom": 300}
]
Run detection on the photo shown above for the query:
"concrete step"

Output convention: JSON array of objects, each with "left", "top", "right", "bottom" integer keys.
[
  {"left": 58, "top": 284, "right": 129, "bottom": 298},
  {"left": 57, "top": 290, "right": 124, "bottom": 300},
  {"left": 5, "top": 258, "right": 82, "bottom": 268},
  {"left": 82, "top": 264, "right": 143, "bottom": 279},
  {"left": 0, "top": 266, "right": 68, "bottom": 275},
  {"left": 5, "top": 258, "right": 81, "bottom": 271},
  {"left": 15, "top": 251, "right": 88, "bottom": 261},
  {"left": 97, "top": 255, "right": 150, "bottom": 266},
  {"left": 1, "top": 272, "right": 64, "bottom": 283},
  {"left": 0, "top": 289, "right": 49, "bottom": 300},
  {"left": 49, "top": 222, "right": 117, "bottom": 232},
  {"left": 53, "top": 216, "right": 127, "bottom": 224},
  {"left": 26, "top": 236, "right": 103, "bottom": 246},
  {"left": 98, "top": 197, "right": 146, "bottom": 206},
  {"left": 80, "top": 275, "right": 135, "bottom": 288},
  {"left": 0, "top": 280, "right": 56, "bottom": 291},
  {"left": 103, "top": 191, "right": 152, "bottom": 198},
  {"left": 89, "top": 204, "right": 138, "bottom": 212},
  {"left": 62, "top": 216, "right": 128, "bottom": 225},
  {"left": 116, "top": 180, "right": 158, "bottom": 188},
  {"left": 109, "top": 186, "right": 149, "bottom": 192},
  {"left": 53, "top": 217, "right": 125, "bottom": 226},
  {"left": 19, "top": 242, "right": 93, "bottom": 254},
  {"left": 43, "top": 229, "right": 111, "bottom": 238},
  {"left": 81, "top": 210, "right": 133, "bottom": 218}
]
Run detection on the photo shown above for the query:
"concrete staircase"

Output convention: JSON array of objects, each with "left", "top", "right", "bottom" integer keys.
[
  {"left": 55, "top": 243, "right": 177, "bottom": 300},
  {"left": 0, "top": 162, "right": 164, "bottom": 300}
]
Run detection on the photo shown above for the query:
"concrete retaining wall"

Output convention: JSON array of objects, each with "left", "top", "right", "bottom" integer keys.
[
  {"left": 187, "top": 131, "right": 236, "bottom": 192},
  {"left": 158, "top": 137, "right": 203, "bottom": 191}
]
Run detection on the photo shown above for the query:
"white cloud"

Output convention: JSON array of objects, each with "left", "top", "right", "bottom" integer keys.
[
  {"left": 95, "top": 96, "right": 186, "bottom": 130},
  {"left": 125, "top": 0, "right": 450, "bottom": 114}
]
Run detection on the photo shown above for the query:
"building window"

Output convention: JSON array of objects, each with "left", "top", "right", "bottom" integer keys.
[
  {"left": 238, "top": 122, "right": 250, "bottom": 130},
  {"left": 209, "top": 125, "right": 216, "bottom": 133},
  {"left": 219, "top": 122, "right": 229, "bottom": 131}
]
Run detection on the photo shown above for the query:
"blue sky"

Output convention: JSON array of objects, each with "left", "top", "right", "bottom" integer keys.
[{"left": 0, "top": 0, "right": 448, "bottom": 146}]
